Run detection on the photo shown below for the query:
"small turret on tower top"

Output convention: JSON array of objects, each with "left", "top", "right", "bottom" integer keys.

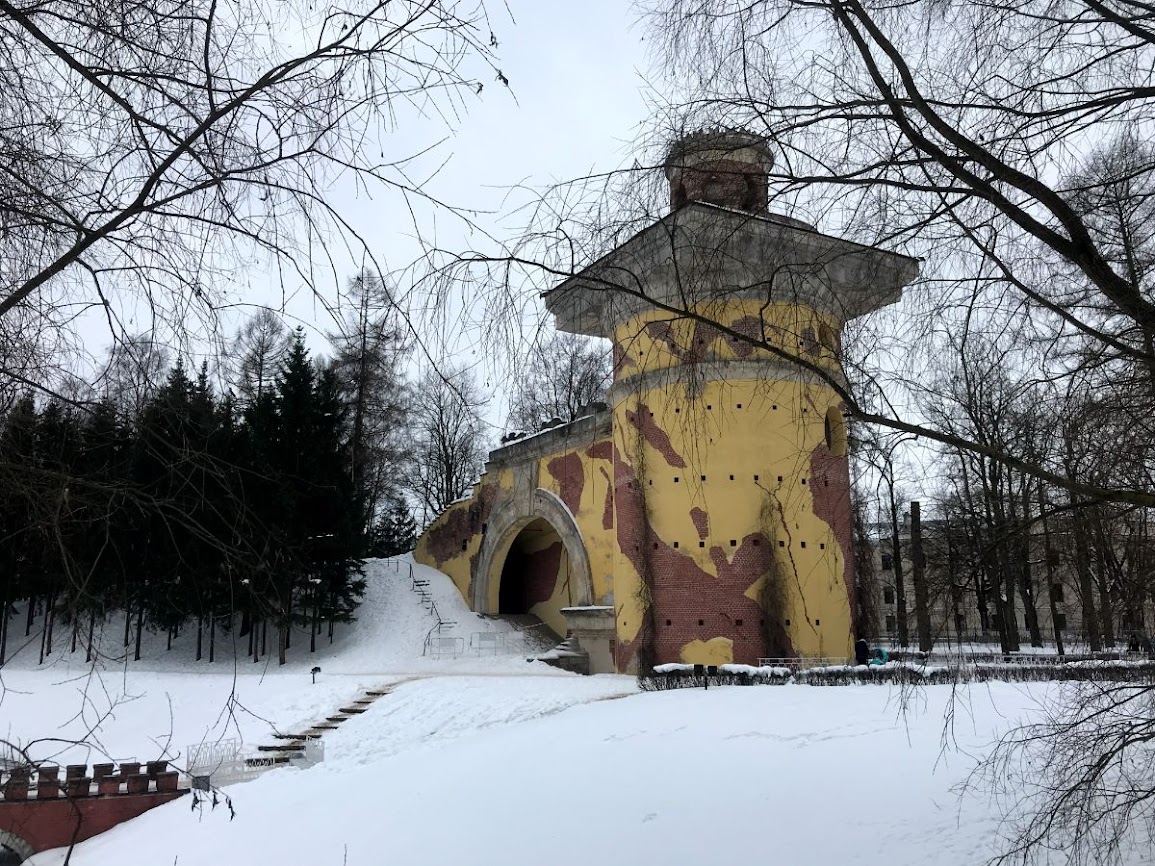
[{"left": 664, "top": 130, "right": 773, "bottom": 213}]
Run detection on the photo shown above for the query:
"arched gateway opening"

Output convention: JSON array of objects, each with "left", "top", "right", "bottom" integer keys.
[
  {"left": 473, "top": 488, "right": 594, "bottom": 637},
  {"left": 498, "top": 517, "right": 568, "bottom": 617},
  {"left": 0, "top": 830, "right": 32, "bottom": 865}
]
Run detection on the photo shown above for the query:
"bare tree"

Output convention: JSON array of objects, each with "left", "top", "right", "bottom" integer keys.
[
  {"left": 506, "top": 330, "right": 611, "bottom": 431},
  {"left": 405, "top": 366, "right": 487, "bottom": 525},
  {"left": 229, "top": 309, "right": 292, "bottom": 405},
  {"left": 0, "top": 0, "right": 502, "bottom": 389},
  {"left": 99, "top": 333, "right": 170, "bottom": 415},
  {"left": 327, "top": 270, "right": 411, "bottom": 524}
]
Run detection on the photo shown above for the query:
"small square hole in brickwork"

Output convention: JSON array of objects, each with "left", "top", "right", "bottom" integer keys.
[
  {"left": 666, "top": 619, "right": 672, "bottom": 626},
  {"left": 752, "top": 539, "right": 760, "bottom": 546},
  {"left": 699, "top": 541, "right": 706, "bottom": 548},
  {"left": 648, "top": 479, "right": 653, "bottom": 485},
  {"left": 653, "top": 542, "right": 659, "bottom": 549},
  {"left": 777, "top": 475, "right": 783, "bottom": 483},
  {"left": 730, "top": 539, "right": 737, "bottom": 547},
  {"left": 729, "top": 474, "right": 735, "bottom": 480},
  {"left": 735, "top": 619, "right": 743, "bottom": 626},
  {"left": 698, "top": 619, "right": 705, "bottom": 626},
  {"left": 778, "top": 540, "right": 785, "bottom": 547},
  {"left": 801, "top": 541, "right": 807, "bottom": 549},
  {"left": 673, "top": 541, "right": 680, "bottom": 549},
  {"left": 649, "top": 410, "right": 654, "bottom": 416},
  {"left": 737, "top": 403, "right": 742, "bottom": 409},
  {"left": 674, "top": 476, "right": 680, "bottom": 483},
  {"left": 820, "top": 543, "right": 826, "bottom": 550},
  {"left": 824, "top": 478, "right": 829, "bottom": 487},
  {"left": 785, "top": 618, "right": 791, "bottom": 626},
  {"left": 707, "top": 404, "right": 713, "bottom": 410},
  {"left": 675, "top": 407, "right": 680, "bottom": 413},
  {"left": 461, "top": 540, "right": 468, "bottom": 551},
  {"left": 701, "top": 474, "right": 706, "bottom": 481},
  {"left": 754, "top": 474, "right": 760, "bottom": 481},
  {"left": 815, "top": 619, "right": 821, "bottom": 626},
  {"left": 772, "top": 404, "right": 778, "bottom": 410},
  {"left": 801, "top": 478, "right": 808, "bottom": 485}
]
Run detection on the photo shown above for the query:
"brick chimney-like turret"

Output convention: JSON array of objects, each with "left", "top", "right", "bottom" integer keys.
[{"left": 664, "top": 130, "right": 773, "bottom": 214}]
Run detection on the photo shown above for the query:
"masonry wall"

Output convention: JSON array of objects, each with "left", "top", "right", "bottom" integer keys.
[
  {"left": 414, "top": 420, "right": 616, "bottom": 640},
  {"left": 610, "top": 302, "right": 855, "bottom": 671}
]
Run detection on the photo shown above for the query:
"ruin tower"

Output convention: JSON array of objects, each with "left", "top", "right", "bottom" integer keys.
[{"left": 544, "top": 130, "right": 918, "bottom": 670}]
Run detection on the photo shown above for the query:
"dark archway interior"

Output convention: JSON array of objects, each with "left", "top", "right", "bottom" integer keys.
[
  {"left": 0, "top": 844, "right": 24, "bottom": 866},
  {"left": 498, "top": 518, "right": 563, "bottom": 615}
]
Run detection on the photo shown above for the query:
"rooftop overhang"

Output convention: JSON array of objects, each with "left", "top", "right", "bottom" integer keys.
[{"left": 543, "top": 203, "right": 920, "bottom": 338}]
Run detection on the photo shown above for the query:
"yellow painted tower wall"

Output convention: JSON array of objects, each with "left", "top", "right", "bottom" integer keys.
[{"left": 609, "top": 301, "right": 855, "bottom": 671}]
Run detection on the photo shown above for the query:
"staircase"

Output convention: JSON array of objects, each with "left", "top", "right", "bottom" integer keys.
[
  {"left": 190, "top": 682, "right": 410, "bottom": 787},
  {"left": 255, "top": 683, "right": 405, "bottom": 762},
  {"left": 536, "top": 635, "right": 591, "bottom": 674}
]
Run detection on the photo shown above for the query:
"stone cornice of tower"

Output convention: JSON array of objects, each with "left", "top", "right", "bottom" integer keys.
[{"left": 543, "top": 201, "right": 920, "bottom": 339}]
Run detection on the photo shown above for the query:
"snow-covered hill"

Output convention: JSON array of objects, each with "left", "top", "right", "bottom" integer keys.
[
  {"left": 1, "top": 556, "right": 545, "bottom": 675},
  {"left": 0, "top": 557, "right": 581, "bottom": 768}
]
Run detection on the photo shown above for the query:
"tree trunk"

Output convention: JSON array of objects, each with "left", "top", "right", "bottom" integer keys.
[
  {"left": 1038, "top": 483, "right": 1065, "bottom": 657},
  {"left": 25, "top": 594, "right": 35, "bottom": 636},
  {"left": 44, "top": 593, "right": 56, "bottom": 657},
  {"left": 887, "top": 491, "right": 909, "bottom": 646},
  {"left": 1094, "top": 549, "right": 1116, "bottom": 648},
  {"left": 134, "top": 596, "right": 145, "bottom": 661},
  {"left": 0, "top": 589, "right": 9, "bottom": 666},
  {"left": 209, "top": 615, "right": 216, "bottom": 663},
  {"left": 86, "top": 611, "right": 96, "bottom": 663},
  {"left": 1014, "top": 478, "right": 1044, "bottom": 647},
  {"left": 195, "top": 615, "right": 203, "bottom": 661},
  {"left": 910, "top": 501, "right": 933, "bottom": 652},
  {"left": 1072, "top": 517, "right": 1102, "bottom": 651},
  {"left": 944, "top": 516, "right": 966, "bottom": 645}
]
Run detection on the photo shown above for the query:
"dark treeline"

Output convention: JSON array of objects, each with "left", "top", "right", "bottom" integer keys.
[{"left": 0, "top": 326, "right": 422, "bottom": 667}]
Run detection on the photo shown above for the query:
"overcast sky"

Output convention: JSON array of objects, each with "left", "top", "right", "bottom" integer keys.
[{"left": 228, "top": 1, "right": 658, "bottom": 423}]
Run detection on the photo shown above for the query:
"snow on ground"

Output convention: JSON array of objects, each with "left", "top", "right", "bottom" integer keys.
[
  {"left": 0, "top": 556, "right": 572, "bottom": 767},
  {"left": 7, "top": 557, "right": 1148, "bottom": 866},
  {"left": 29, "top": 680, "right": 1141, "bottom": 866}
]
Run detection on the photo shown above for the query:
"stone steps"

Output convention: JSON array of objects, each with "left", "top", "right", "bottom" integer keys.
[{"left": 245, "top": 682, "right": 407, "bottom": 766}]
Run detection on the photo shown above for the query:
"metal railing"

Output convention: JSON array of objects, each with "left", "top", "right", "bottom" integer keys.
[{"left": 187, "top": 737, "right": 323, "bottom": 789}]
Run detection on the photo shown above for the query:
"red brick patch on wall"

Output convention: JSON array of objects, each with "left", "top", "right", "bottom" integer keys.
[
  {"left": 624, "top": 404, "right": 687, "bottom": 468},
  {"left": 547, "top": 453, "right": 585, "bottom": 514},
  {"left": 810, "top": 441, "right": 855, "bottom": 633},
  {"left": 613, "top": 449, "right": 770, "bottom": 669}
]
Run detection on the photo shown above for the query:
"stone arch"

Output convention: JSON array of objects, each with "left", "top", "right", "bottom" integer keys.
[
  {"left": 0, "top": 830, "right": 33, "bottom": 864},
  {"left": 473, "top": 488, "right": 593, "bottom": 615}
]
